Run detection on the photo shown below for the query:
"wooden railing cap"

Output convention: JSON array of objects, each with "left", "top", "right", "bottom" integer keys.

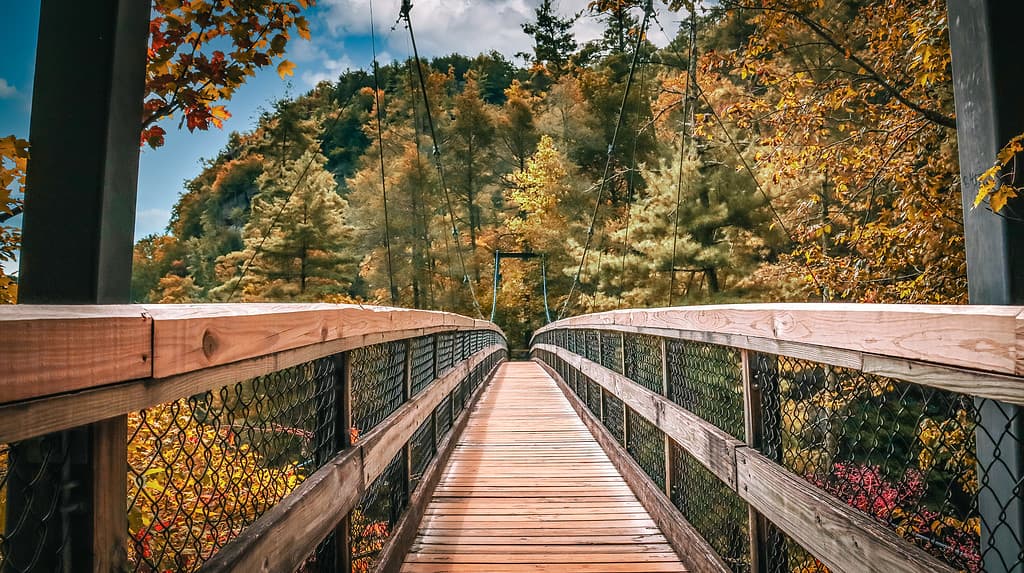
[{"left": 535, "top": 303, "right": 1024, "bottom": 377}]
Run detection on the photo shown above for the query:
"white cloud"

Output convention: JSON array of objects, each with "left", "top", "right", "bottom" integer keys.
[{"left": 0, "top": 78, "right": 17, "bottom": 99}]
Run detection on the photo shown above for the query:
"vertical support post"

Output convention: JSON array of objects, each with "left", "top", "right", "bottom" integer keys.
[
  {"left": 403, "top": 339, "right": 414, "bottom": 500},
  {"left": 947, "top": 4, "right": 1024, "bottom": 571},
  {"left": 619, "top": 331, "right": 627, "bottom": 375},
  {"left": 661, "top": 338, "right": 672, "bottom": 498},
  {"left": 336, "top": 352, "right": 353, "bottom": 573},
  {"left": 741, "top": 349, "right": 766, "bottom": 573},
  {"left": 9, "top": 1, "right": 149, "bottom": 571}
]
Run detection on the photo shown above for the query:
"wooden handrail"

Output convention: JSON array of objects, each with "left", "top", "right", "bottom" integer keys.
[
  {"left": 0, "top": 303, "right": 502, "bottom": 405},
  {"left": 534, "top": 304, "right": 1024, "bottom": 405},
  {"left": 535, "top": 344, "right": 955, "bottom": 573},
  {"left": 198, "top": 345, "right": 504, "bottom": 573}
]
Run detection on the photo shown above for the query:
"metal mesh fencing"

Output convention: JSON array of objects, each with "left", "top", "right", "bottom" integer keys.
[
  {"left": 623, "top": 333, "right": 664, "bottom": 394},
  {"left": 626, "top": 408, "right": 666, "bottom": 490},
  {"left": 0, "top": 438, "right": 71, "bottom": 573},
  {"left": 666, "top": 339, "right": 745, "bottom": 439},
  {"left": 410, "top": 337, "right": 435, "bottom": 396},
  {"left": 586, "top": 379, "right": 602, "bottom": 417},
  {"left": 408, "top": 418, "right": 435, "bottom": 493},
  {"left": 583, "top": 330, "right": 600, "bottom": 363},
  {"left": 437, "top": 333, "right": 455, "bottom": 377},
  {"left": 127, "top": 357, "right": 336, "bottom": 572},
  {"left": 435, "top": 395, "right": 453, "bottom": 439},
  {"left": 753, "top": 352, "right": 984, "bottom": 572},
  {"left": 763, "top": 521, "right": 826, "bottom": 573},
  {"left": 669, "top": 439, "right": 750, "bottom": 573},
  {"left": 602, "top": 390, "right": 626, "bottom": 444},
  {"left": 350, "top": 450, "right": 408, "bottom": 573},
  {"left": 350, "top": 341, "right": 407, "bottom": 438},
  {"left": 600, "top": 331, "right": 624, "bottom": 374}
]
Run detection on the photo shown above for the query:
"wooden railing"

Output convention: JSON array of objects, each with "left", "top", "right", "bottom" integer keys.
[
  {"left": 532, "top": 304, "right": 1024, "bottom": 573},
  {"left": 0, "top": 304, "right": 507, "bottom": 573}
]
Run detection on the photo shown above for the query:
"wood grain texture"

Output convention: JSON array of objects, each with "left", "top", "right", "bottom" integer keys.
[
  {"left": 199, "top": 347, "right": 506, "bottom": 573},
  {"left": 401, "top": 362, "right": 689, "bottom": 573},
  {"left": 373, "top": 361, "right": 499, "bottom": 573},
  {"left": 734, "top": 448, "right": 956, "bottom": 573},
  {"left": 535, "top": 304, "right": 1024, "bottom": 375},
  {"left": 539, "top": 360, "right": 728, "bottom": 573},
  {"left": 92, "top": 415, "right": 128, "bottom": 573},
  {"left": 0, "top": 305, "right": 151, "bottom": 403},
  {"left": 144, "top": 304, "right": 500, "bottom": 378},
  {"left": 536, "top": 344, "right": 744, "bottom": 488}
]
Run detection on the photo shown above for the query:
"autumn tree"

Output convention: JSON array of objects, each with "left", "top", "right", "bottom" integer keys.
[
  {"left": 213, "top": 148, "right": 355, "bottom": 301},
  {"left": 0, "top": 136, "right": 28, "bottom": 304},
  {"left": 142, "top": 0, "right": 315, "bottom": 147},
  {"left": 448, "top": 72, "right": 498, "bottom": 255}
]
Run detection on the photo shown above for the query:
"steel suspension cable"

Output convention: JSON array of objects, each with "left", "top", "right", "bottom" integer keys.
[
  {"left": 668, "top": 11, "right": 698, "bottom": 306},
  {"left": 400, "top": 1, "right": 484, "bottom": 319},
  {"left": 369, "top": 2, "right": 399, "bottom": 304},
  {"left": 616, "top": 62, "right": 647, "bottom": 309},
  {"left": 403, "top": 40, "right": 437, "bottom": 309},
  {"left": 559, "top": 0, "right": 653, "bottom": 320}
]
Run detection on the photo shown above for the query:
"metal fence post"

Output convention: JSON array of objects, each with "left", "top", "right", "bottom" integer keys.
[
  {"left": 662, "top": 338, "right": 672, "bottom": 498},
  {"left": 741, "top": 349, "right": 766, "bottom": 573}
]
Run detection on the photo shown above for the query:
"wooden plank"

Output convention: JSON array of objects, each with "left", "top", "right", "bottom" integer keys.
[
  {"left": 360, "top": 346, "right": 504, "bottom": 483},
  {"left": 92, "top": 415, "right": 128, "bottom": 573},
  {"left": 540, "top": 360, "right": 729, "bottom": 573},
  {"left": 199, "top": 348, "right": 505, "bottom": 573},
  {"left": 402, "top": 362, "right": 688, "bottom": 572},
  {"left": 199, "top": 447, "right": 365, "bottom": 573},
  {"left": 534, "top": 304, "right": 1024, "bottom": 376},
  {"left": 374, "top": 359, "right": 499, "bottom": 573},
  {"left": 0, "top": 330, "right": 502, "bottom": 443},
  {"left": 538, "top": 344, "right": 743, "bottom": 488},
  {"left": 0, "top": 305, "right": 151, "bottom": 403},
  {"left": 145, "top": 304, "right": 498, "bottom": 378},
  {"left": 734, "top": 448, "right": 956, "bottom": 573}
]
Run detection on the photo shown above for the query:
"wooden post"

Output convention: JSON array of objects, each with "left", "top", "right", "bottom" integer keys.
[
  {"left": 10, "top": 1, "right": 149, "bottom": 570},
  {"left": 742, "top": 349, "right": 766, "bottom": 573},
  {"left": 662, "top": 338, "right": 672, "bottom": 498},
  {"left": 947, "top": 4, "right": 1024, "bottom": 571},
  {"left": 620, "top": 331, "right": 627, "bottom": 375}
]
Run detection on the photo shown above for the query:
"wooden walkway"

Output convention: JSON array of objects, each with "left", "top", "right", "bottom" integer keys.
[{"left": 402, "top": 361, "right": 688, "bottom": 572}]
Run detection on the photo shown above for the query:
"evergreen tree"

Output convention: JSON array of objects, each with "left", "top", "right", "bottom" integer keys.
[
  {"left": 213, "top": 149, "right": 355, "bottom": 301},
  {"left": 521, "top": 0, "right": 579, "bottom": 74}
]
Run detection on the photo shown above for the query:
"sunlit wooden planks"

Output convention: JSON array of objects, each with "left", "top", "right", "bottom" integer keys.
[{"left": 402, "top": 361, "right": 688, "bottom": 573}]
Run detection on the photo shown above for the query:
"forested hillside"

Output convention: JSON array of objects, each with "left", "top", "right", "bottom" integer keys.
[{"left": 130, "top": 0, "right": 965, "bottom": 343}]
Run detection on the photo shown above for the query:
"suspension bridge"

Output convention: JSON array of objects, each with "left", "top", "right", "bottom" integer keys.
[{"left": 5, "top": 0, "right": 1024, "bottom": 572}]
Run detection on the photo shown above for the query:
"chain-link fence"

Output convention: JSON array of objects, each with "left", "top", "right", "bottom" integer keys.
[
  {"left": 534, "top": 327, "right": 1024, "bottom": 573},
  {"left": 127, "top": 358, "right": 337, "bottom": 572},
  {"left": 3, "top": 327, "right": 504, "bottom": 573}
]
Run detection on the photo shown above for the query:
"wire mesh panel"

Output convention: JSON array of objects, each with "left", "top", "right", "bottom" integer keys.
[
  {"left": 626, "top": 409, "right": 666, "bottom": 490},
  {"left": 602, "top": 390, "right": 626, "bottom": 444},
  {"left": 753, "top": 352, "right": 984, "bottom": 572},
  {"left": 127, "top": 358, "right": 336, "bottom": 572},
  {"left": 763, "top": 520, "right": 827, "bottom": 573},
  {"left": 350, "top": 341, "right": 407, "bottom": 438},
  {"left": 586, "top": 379, "right": 602, "bottom": 417},
  {"left": 669, "top": 439, "right": 750, "bottom": 573},
  {"left": 435, "top": 395, "right": 453, "bottom": 441},
  {"left": 437, "top": 333, "right": 455, "bottom": 377},
  {"left": 408, "top": 418, "right": 435, "bottom": 493},
  {"left": 623, "top": 333, "right": 664, "bottom": 394},
  {"left": 0, "top": 438, "right": 70, "bottom": 573},
  {"left": 600, "top": 331, "right": 624, "bottom": 374},
  {"left": 410, "top": 336, "right": 435, "bottom": 397},
  {"left": 583, "top": 330, "right": 601, "bottom": 363},
  {"left": 350, "top": 450, "right": 408, "bottom": 573},
  {"left": 666, "top": 339, "right": 745, "bottom": 439}
]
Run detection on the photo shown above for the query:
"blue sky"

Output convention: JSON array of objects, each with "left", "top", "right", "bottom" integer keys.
[{"left": 1, "top": 0, "right": 681, "bottom": 276}]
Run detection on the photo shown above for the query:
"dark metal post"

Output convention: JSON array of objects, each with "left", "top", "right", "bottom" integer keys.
[
  {"left": 948, "top": 3, "right": 1024, "bottom": 571},
  {"left": 7, "top": 1, "right": 149, "bottom": 571}
]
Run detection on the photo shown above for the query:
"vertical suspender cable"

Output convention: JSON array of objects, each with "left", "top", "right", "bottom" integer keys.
[
  {"left": 617, "top": 62, "right": 646, "bottom": 309},
  {"left": 400, "top": 0, "right": 485, "bottom": 319},
  {"left": 558, "top": 0, "right": 653, "bottom": 320},
  {"left": 369, "top": 2, "right": 399, "bottom": 304},
  {"left": 668, "top": 11, "right": 698, "bottom": 307}
]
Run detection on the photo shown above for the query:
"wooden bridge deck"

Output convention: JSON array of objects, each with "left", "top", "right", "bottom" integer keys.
[{"left": 401, "top": 361, "right": 688, "bottom": 572}]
